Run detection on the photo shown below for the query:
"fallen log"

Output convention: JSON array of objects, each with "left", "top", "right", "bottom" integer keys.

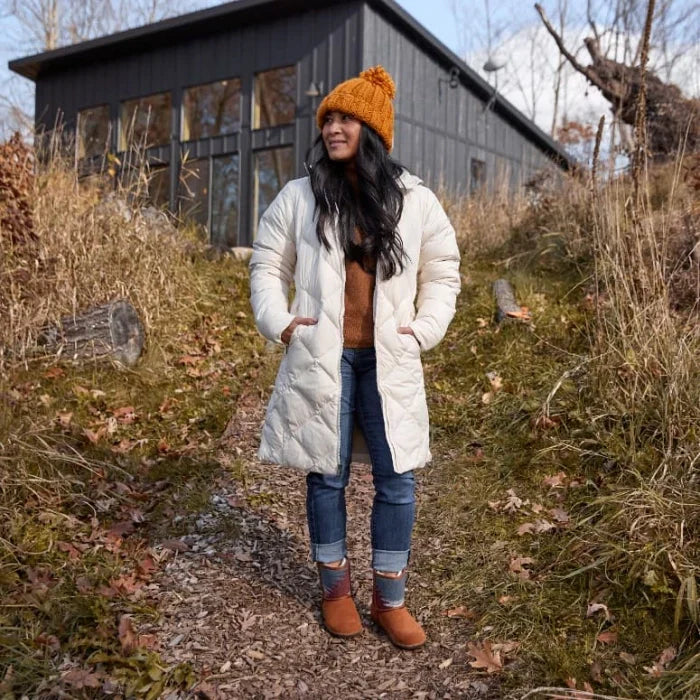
[
  {"left": 37, "top": 298, "right": 145, "bottom": 367},
  {"left": 493, "top": 279, "right": 531, "bottom": 323}
]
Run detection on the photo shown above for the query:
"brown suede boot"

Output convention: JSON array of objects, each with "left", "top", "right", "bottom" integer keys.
[
  {"left": 318, "top": 559, "right": 363, "bottom": 638},
  {"left": 371, "top": 569, "right": 426, "bottom": 649}
]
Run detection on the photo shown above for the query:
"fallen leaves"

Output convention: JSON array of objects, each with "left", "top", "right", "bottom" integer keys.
[
  {"left": 443, "top": 606, "right": 477, "bottom": 620},
  {"left": 466, "top": 640, "right": 503, "bottom": 673},
  {"left": 118, "top": 615, "right": 138, "bottom": 653},
  {"left": 596, "top": 628, "right": 618, "bottom": 645},
  {"left": 543, "top": 471, "right": 568, "bottom": 489},
  {"left": 118, "top": 615, "right": 159, "bottom": 654},
  {"left": 466, "top": 640, "right": 520, "bottom": 673},
  {"left": 619, "top": 651, "right": 636, "bottom": 665},
  {"left": 112, "top": 405, "right": 137, "bottom": 424},
  {"left": 516, "top": 519, "right": 556, "bottom": 535},
  {"left": 587, "top": 602, "right": 613, "bottom": 622},
  {"left": 506, "top": 305, "right": 532, "bottom": 322},
  {"left": 644, "top": 646, "right": 676, "bottom": 677},
  {"left": 482, "top": 371, "right": 504, "bottom": 404},
  {"left": 509, "top": 556, "right": 535, "bottom": 580},
  {"left": 61, "top": 668, "right": 101, "bottom": 689}
]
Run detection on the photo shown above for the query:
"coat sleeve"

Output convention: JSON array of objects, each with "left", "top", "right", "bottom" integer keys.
[
  {"left": 249, "top": 182, "right": 298, "bottom": 345},
  {"left": 408, "top": 188, "right": 462, "bottom": 352}
]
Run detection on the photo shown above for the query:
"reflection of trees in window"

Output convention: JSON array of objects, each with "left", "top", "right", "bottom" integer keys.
[
  {"left": 119, "top": 92, "right": 172, "bottom": 149},
  {"left": 147, "top": 165, "right": 170, "bottom": 209},
  {"left": 211, "top": 155, "right": 239, "bottom": 247},
  {"left": 253, "top": 66, "right": 296, "bottom": 129},
  {"left": 253, "top": 147, "right": 293, "bottom": 237},
  {"left": 178, "top": 158, "right": 209, "bottom": 231},
  {"left": 470, "top": 158, "right": 486, "bottom": 194},
  {"left": 182, "top": 79, "right": 241, "bottom": 140},
  {"left": 77, "top": 104, "right": 110, "bottom": 159}
]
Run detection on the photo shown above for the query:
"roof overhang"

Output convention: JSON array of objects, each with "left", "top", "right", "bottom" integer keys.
[{"left": 9, "top": 0, "right": 573, "bottom": 169}]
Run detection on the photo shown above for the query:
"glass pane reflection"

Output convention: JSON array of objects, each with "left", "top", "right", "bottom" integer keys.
[
  {"left": 119, "top": 92, "right": 172, "bottom": 150},
  {"left": 211, "top": 155, "right": 239, "bottom": 247},
  {"left": 253, "top": 147, "right": 294, "bottom": 238},
  {"left": 77, "top": 104, "right": 110, "bottom": 159},
  {"left": 147, "top": 165, "right": 170, "bottom": 209},
  {"left": 178, "top": 158, "right": 209, "bottom": 231},
  {"left": 253, "top": 66, "right": 296, "bottom": 129},
  {"left": 182, "top": 79, "right": 241, "bottom": 140},
  {"left": 470, "top": 158, "right": 486, "bottom": 194}
]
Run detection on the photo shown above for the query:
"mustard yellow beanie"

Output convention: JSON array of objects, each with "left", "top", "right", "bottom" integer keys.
[{"left": 316, "top": 65, "right": 396, "bottom": 152}]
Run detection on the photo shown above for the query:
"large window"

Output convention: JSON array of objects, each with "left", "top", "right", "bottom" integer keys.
[
  {"left": 252, "top": 147, "right": 294, "bottom": 238},
  {"left": 178, "top": 155, "right": 239, "bottom": 246},
  {"left": 182, "top": 78, "right": 242, "bottom": 141},
  {"left": 77, "top": 104, "right": 110, "bottom": 159},
  {"left": 211, "top": 155, "right": 240, "bottom": 247},
  {"left": 470, "top": 158, "right": 486, "bottom": 194},
  {"left": 147, "top": 165, "right": 170, "bottom": 209},
  {"left": 119, "top": 92, "right": 171, "bottom": 150},
  {"left": 178, "top": 159, "right": 209, "bottom": 231},
  {"left": 252, "top": 66, "right": 296, "bottom": 129}
]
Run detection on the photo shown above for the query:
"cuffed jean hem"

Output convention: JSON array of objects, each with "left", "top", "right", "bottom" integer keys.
[
  {"left": 372, "top": 548, "right": 410, "bottom": 572},
  {"left": 310, "top": 538, "right": 347, "bottom": 564}
]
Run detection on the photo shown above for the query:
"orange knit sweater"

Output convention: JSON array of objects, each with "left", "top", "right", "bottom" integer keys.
[{"left": 343, "top": 230, "right": 375, "bottom": 348}]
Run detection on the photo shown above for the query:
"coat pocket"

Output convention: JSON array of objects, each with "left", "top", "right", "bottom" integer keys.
[{"left": 397, "top": 329, "right": 421, "bottom": 356}]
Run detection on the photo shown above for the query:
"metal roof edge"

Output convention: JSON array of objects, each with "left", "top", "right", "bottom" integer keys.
[
  {"left": 8, "top": 0, "right": 573, "bottom": 168},
  {"left": 8, "top": 0, "right": 310, "bottom": 80}
]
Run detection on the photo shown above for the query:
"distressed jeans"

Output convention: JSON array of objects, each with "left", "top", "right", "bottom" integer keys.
[{"left": 306, "top": 347, "right": 416, "bottom": 572}]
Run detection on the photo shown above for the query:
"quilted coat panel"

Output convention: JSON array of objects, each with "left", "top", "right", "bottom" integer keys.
[{"left": 249, "top": 171, "right": 460, "bottom": 475}]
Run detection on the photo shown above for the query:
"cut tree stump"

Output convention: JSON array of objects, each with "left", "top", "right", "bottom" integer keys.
[
  {"left": 493, "top": 279, "right": 531, "bottom": 323},
  {"left": 37, "top": 298, "right": 145, "bottom": 367}
]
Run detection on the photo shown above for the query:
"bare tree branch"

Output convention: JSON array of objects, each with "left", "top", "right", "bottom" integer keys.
[{"left": 535, "top": 3, "right": 618, "bottom": 98}]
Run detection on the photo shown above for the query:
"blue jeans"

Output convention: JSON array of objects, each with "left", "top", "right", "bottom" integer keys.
[{"left": 306, "top": 347, "right": 416, "bottom": 572}]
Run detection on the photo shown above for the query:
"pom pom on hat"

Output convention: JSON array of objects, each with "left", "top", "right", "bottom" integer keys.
[
  {"left": 359, "top": 66, "right": 396, "bottom": 99},
  {"left": 316, "top": 65, "right": 396, "bottom": 152}
]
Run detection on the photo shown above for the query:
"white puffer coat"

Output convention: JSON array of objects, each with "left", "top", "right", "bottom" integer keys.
[{"left": 249, "top": 170, "right": 461, "bottom": 475}]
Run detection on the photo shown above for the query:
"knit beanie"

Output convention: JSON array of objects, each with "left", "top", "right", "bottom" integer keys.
[{"left": 316, "top": 65, "right": 396, "bottom": 152}]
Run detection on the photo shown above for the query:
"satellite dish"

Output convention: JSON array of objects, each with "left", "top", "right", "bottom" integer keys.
[{"left": 483, "top": 57, "right": 506, "bottom": 72}]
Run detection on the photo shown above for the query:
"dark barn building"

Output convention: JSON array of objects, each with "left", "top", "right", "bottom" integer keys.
[{"left": 10, "top": 0, "right": 571, "bottom": 247}]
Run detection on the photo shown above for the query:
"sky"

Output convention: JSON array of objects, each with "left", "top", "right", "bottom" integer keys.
[{"left": 2, "top": 0, "right": 698, "bottom": 156}]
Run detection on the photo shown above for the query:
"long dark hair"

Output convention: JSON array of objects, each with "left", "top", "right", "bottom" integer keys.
[{"left": 305, "top": 124, "right": 407, "bottom": 279}]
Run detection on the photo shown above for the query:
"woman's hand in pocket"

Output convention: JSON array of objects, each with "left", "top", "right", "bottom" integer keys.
[
  {"left": 281, "top": 317, "right": 317, "bottom": 345},
  {"left": 398, "top": 326, "right": 421, "bottom": 349}
]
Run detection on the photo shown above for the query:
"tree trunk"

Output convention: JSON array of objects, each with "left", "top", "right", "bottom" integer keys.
[
  {"left": 37, "top": 298, "right": 145, "bottom": 367},
  {"left": 536, "top": 3, "right": 700, "bottom": 161}
]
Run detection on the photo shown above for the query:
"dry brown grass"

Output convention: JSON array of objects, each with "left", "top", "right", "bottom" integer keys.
[
  {"left": 437, "top": 174, "right": 530, "bottom": 258},
  {"left": 0, "top": 132, "right": 206, "bottom": 374}
]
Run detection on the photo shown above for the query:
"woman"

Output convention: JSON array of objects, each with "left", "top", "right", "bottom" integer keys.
[{"left": 249, "top": 66, "right": 461, "bottom": 649}]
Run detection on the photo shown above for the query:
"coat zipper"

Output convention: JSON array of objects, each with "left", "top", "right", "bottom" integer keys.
[{"left": 336, "top": 242, "right": 346, "bottom": 476}]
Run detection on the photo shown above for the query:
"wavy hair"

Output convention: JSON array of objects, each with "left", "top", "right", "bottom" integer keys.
[{"left": 305, "top": 124, "right": 407, "bottom": 279}]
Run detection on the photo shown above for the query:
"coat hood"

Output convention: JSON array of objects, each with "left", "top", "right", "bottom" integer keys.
[{"left": 398, "top": 169, "right": 423, "bottom": 191}]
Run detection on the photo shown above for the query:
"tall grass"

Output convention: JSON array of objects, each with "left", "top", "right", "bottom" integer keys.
[
  {"left": 584, "top": 158, "right": 699, "bottom": 647},
  {"left": 0, "top": 130, "right": 205, "bottom": 374},
  {"left": 429, "top": 149, "right": 698, "bottom": 696}
]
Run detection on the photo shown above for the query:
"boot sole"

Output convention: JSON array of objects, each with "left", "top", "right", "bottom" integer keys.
[
  {"left": 370, "top": 614, "right": 426, "bottom": 650},
  {"left": 324, "top": 625, "right": 364, "bottom": 639}
]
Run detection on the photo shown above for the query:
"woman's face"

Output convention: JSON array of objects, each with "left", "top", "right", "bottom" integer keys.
[{"left": 322, "top": 111, "right": 362, "bottom": 163}]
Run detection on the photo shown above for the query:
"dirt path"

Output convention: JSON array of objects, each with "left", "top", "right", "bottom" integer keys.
[{"left": 147, "top": 391, "right": 499, "bottom": 699}]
